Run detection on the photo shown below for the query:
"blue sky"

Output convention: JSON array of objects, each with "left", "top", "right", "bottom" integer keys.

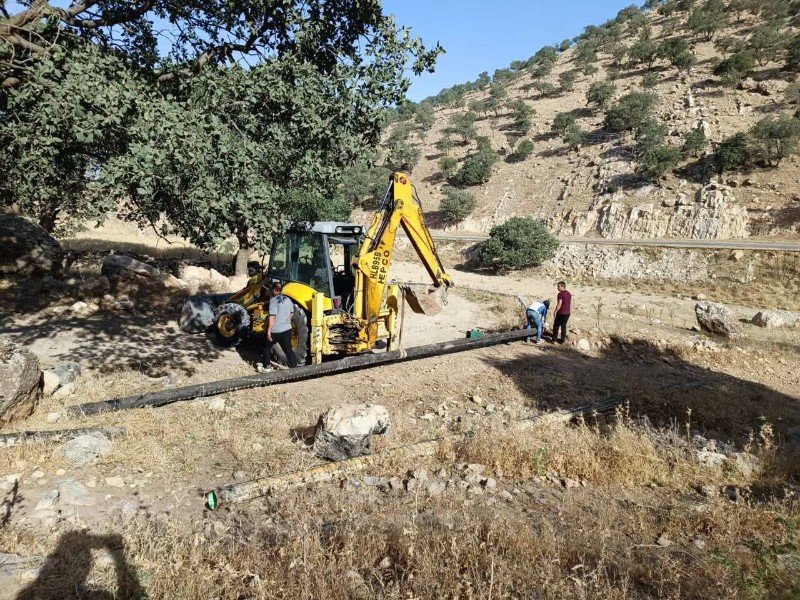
[{"left": 383, "top": 0, "right": 642, "bottom": 102}]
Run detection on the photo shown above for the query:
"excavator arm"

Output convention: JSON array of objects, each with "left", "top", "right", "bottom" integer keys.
[{"left": 354, "top": 172, "right": 453, "bottom": 343}]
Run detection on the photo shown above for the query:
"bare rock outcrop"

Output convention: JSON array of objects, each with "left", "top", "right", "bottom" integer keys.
[
  {"left": 314, "top": 404, "right": 391, "bottom": 461},
  {"left": 101, "top": 254, "right": 160, "bottom": 279},
  {"left": 751, "top": 310, "right": 800, "bottom": 329},
  {"left": 556, "top": 184, "right": 749, "bottom": 240},
  {"left": 0, "top": 337, "right": 41, "bottom": 424}
]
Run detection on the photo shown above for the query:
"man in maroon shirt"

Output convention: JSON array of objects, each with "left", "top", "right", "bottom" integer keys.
[{"left": 552, "top": 281, "right": 572, "bottom": 344}]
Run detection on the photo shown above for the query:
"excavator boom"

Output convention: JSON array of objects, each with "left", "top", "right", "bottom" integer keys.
[{"left": 354, "top": 172, "right": 453, "bottom": 343}]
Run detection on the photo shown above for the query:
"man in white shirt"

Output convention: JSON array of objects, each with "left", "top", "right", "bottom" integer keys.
[{"left": 517, "top": 295, "right": 550, "bottom": 344}]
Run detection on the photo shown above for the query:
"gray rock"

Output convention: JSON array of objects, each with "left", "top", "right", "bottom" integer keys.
[
  {"left": 101, "top": 254, "right": 160, "bottom": 279},
  {"left": 51, "top": 382, "right": 76, "bottom": 400},
  {"left": 42, "top": 371, "right": 60, "bottom": 396},
  {"left": 59, "top": 432, "right": 112, "bottom": 466},
  {"left": 695, "top": 302, "right": 739, "bottom": 337},
  {"left": 752, "top": 310, "right": 800, "bottom": 329},
  {"left": 34, "top": 490, "right": 59, "bottom": 511},
  {"left": 313, "top": 403, "right": 390, "bottom": 461},
  {"left": 696, "top": 450, "right": 726, "bottom": 468},
  {"left": 179, "top": 293, "right": 234, "bottom": 333},
  {"left": 729, "top": 452, "right": 759, "bottom": 478},
  {"left": 48, "top": 361, "right": 80, "bottom": 386},
  {"left": 0, "top": 213, "right": 62, "bottom": 277},
  {"left": 105, "top": 476, "right": 125, "bottom": 488},
  {"left": 0, "top": 337, "right": 41, "bottom": 424},
  {"left": 58, "top": 479, "right": 95, "bottom": 507},
  {"left": 577, "top": 338, "right": 591, "bottom": 351}
]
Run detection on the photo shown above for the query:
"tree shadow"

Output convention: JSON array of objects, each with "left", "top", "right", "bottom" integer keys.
[
  {"left": 16, "top": 530, "right": 146, "bottom": 599},
  {"left": 484, "top": 336, "right": 800, "bottom": 476}
]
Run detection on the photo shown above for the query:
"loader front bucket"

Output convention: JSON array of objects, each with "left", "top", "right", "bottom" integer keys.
[{"left": 402, "top": 284, "right": 447, "bottom": 316}]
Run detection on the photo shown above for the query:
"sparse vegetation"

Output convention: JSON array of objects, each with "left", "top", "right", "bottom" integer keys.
[
  {"left": 750, "top": 115, "right": 800, "bottom": 167},
  {"left": 714, "top": 50, "right": 757, "bottom": 86},
  {"left": 509, "top": 139, "right": 534, "bottom": 162},
  {"left": 552, "top": 112, "right": 577, "bottom": 135},
  {"left": 586, "top": 81, "right": 616, "bottom": 108},
  {"left": 456, "top": 149, "right": 498, "bottom": 186},
  {"left": 605, "top": 92, "right": 658, "bottom": 132},
  {"left": 715, "top": 132, "right": 751, "bottom": 173},
  {"left": 681, "top": 128, "right": 707, "bottom": 157},
  {"left": 438, "top": 156, "right": 458, "bottom": 178}
]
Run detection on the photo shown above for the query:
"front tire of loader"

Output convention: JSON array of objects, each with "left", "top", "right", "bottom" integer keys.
[
  {"left": 212, "top": 303, "right": 251, "bottom": 347},
  {"left": 272, "top": 303, "right": 310, "bottom": 366}
]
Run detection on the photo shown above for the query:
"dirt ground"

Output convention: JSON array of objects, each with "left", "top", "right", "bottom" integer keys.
[{"left": 1, "top": 240, "right": 799, "bottom": 597}]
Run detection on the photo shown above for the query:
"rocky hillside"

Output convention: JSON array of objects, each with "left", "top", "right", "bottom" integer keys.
[{"left": 381, "top": 1, "right": 800, "bottom": 241}]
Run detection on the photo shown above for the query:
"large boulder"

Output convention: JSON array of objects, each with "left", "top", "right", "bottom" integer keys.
[
  {"left": 0, "top": 337, "right": 41, "bottom": 424},
  {"left": 101, "top": 254, "right": 160, "bottom": 279},
  {"left": 0, "top": 213, "right": 62, "bottom": 277},
  {"left": 752, "top": 310, "right": 800, "bottom": 329},
  {"left": 313, "top": 404, "right": 391, "bottom": 461},
  {"left": 695, "top": 302, "right": 739, "bottom": 337}
]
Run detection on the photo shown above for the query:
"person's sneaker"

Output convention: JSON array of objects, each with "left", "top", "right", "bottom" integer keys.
[
  {"left": 535, "top": 339, "right": 542, "bottom": 344},
  {"left": 256, "top": 364, "right": 274, "bottom": 374}
]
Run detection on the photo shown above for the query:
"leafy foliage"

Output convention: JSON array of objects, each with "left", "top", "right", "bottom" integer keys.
[
  {"left": 681, "top": 128, "right": 707, "bottom": 157},
  {"left": 750, "top": 115, "right": 800, "bottom": 167},
  {"left": 587, "top": 81, "right": 616, "bottom": 108},
  {"left": 439, "top": 187, "right": 477, "bottom": 224},
  {"left": 445, "top": 111, "right": 478, "bottom": 145},
  {"left": 629, "top": 37, "right": 660, "bottom": 69},
  {"left": 559, "top": 70, "right": 578, "bottom": 92},
  {"left": 748, "top": 25, "right": 787, "bottom": 66},
  {"left": 476, "top": 217, "right": 559, "bottom": 272},
  {"left": 456, "top": 150, "right": 499, "bottom": 186},
  {"left": 641, "top": 72, "right": 660, "bottom": 89},
  {"left": 553, "top": 113, "right": 577, "bottom": 135},
  {"left": 714, "top": 51, "right": 757, "bottom": 86},
  {"left": 715, "top": 132, "right": 751, "bottom": 173},
  {"left": 564, "top": 125, "right": 588, "bottom": 151},
  {"left": 509, "top": 139, "right": 535, "bottom": 162},
  {"left": 687, "top": 0, "right": 728, "bottom": 40},
  {"left": 438, "top": 156, "right": 458, "bottom": 178},
  {"left": 508, "top": 99, "right": 535, "bottom": 134},
  {"left": 605, "top": 92, "right": 657, "bottom": 132},
  {"left": 787, "top": 34, "right": 800, "bottom": 71}
]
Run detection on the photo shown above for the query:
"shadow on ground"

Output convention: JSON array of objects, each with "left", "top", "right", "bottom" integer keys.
[
  {"left": 485, "top": 336, "right": 800, "bottom": 474},
  {"left": 16, "top": 530, "right": 146, "bottom": 600}
]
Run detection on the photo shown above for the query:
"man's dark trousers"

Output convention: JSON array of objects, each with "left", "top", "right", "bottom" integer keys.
[
  {"left": 553, "top": 314, "right": 570, "bottom": 344},
  {"left": 263, "top": 330, "right": 298, "bottom": 368}
]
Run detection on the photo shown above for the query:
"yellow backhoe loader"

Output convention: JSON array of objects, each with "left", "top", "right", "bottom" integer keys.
[{"left": 211, "top": 172, "right": 453, "bottom": 365}]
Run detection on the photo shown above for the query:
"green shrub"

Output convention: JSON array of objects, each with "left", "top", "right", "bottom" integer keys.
[
  {"left": 582, "top": 64, "right": 600, "bottom": 77},
  {"left": 641, "top": 72, "right": 659, "bottom": 89},
  {"left": 715, "top": 132, "right": 750, "bottom": 173},
  {"left": 385, "top": 141, "right": 420, "bottom": 172},
  {"left": 687, "top": 0, "right": 728, "bottom": 41},
  {"left": 786, "top": 83, "right": 800, "bottom": 105},
  {"left": 787, "top": 34, "right": 800, "bottom": 71},
  {"left": 439, "top": 187, "right": 477, "bottom": 224},
  {"left": 438, "top": 156, "right": 458, "bottom": 178},
  {"left": 559, "top": 70, "right": 578, "bottom": 92},
  {"left": 658, "top": 37, "right": 690, "bottom": 64},
  {"left": 564, "top": 124, "right": 588, "bottom": 151},
  {"left": 637, "top": 144, "right": 681, "bottom": 181},
  {"left": 681, "top": 128, "right": 707, "bottom": 157},
  {"left": 750, "top": 115, "right": 800, "bottom": 167},
  {"left": 509, "top": 139, "right": 534, "bottom": 162},
  {"left": 748, "top": 24, "right": 786, "bottom": 66},
  {"left": 605, "top": 92, "right": 657, "bottom": 132},
  {"left": 476, "top": 217, "right": 559, "bottom": 272},
  {"left": 629, "top": 37, "right": 659, "bottom": 68},
  {"left": 456, "top": 150, "right": 498, "bottom": 185},
  {"left": 673, "top": 51, "right": 697, "bottom": 73},
  {"left": 552, "top": 112, "right": 577, "bottom": 135},
  {"left": 714, "top": 51, "right": 756, "bottom": 86},
  {"left": 587, "top": 81, "right": 616, "bottom": 108}
]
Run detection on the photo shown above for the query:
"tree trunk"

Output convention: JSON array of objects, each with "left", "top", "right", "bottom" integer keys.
[{"left": 234, "top": 244, "right": 253, "bottom": 276}]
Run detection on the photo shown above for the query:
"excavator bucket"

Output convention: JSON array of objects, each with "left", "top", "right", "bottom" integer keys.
[{"left": 402, "top": 284, "right": 447, "bottom": 316}]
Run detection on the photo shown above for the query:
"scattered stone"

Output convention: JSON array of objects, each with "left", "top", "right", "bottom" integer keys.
[
  {"left": 42, "top": 371, "right": 60, "bottom": 396},
  {"left": 577, "top": 338, "right": 591, "bottom": 351},
  {"left": 105, "top": 476, "right": 125, "bottom": 488},
  {"left": 498, "top": 490, "right": 514, "bottom": 502},
  {"left": 252, "top": 442, "right": 263, "bottom": 452},
  {"left": 471, "top": 395, "right": 485, "bottom": 406},
  {"left": 695, "top": 302, "right": 739, "bottom": 337},
  {"left": 561, "top": 477, "right": 580, "bottom": 489},
  {"left": 202, "top": 396, "right": 228, "bottom": 412},
  {"left": 427, "top": 481, "right": 446, "bottom": 496},
  {"left": 313, "top": 403, "right": 390, "bottom": 461},
  {"left": 60, "top": 432, "right": 112, "bottom": 466},
  {"left": 52, "top": 382, "right": 76, "bottom": 400},
  {"left": 30, "top": 470, "right": 44, "bottom": 480},
  {"left": 696, "top": 484, "right": 717, "bottom": 498},
  {"left": 483, "top": 477, "right": 497, "bottom": 491},
  {"left": 485, "top": 403, "right": 496, "bottom": 414},
  {"left": 729, "top": 452, "right": 759, "bottom": 478},
  {"left": 388, "top": 477, "right": 404, "bottom": 492},
  {"left": 46, "top": 412, "right": 61, "bottom": 423},
  {"left": 693, "top": 294, "right": 707, "bottom": 301},
  {"left": 752, "top": 310, "right": 800, "bottom": 329},
  {"left": 696, "top": 450, "right": 726, "bottom": 468},
  {"left": 656, "top": 534, "right": 672, "bottom": 547},
  {"left": 0, "top": 337, "right": 41, "bottom": 424},
  {"left": 48, "top": 361, "right": 81, "bottom": 386},
  {"left": 34, "top": 490, "right": 59, "bottom": 511},
  {"left": 58, "top": 479, "right": 95, "bottom": 507},
  {"left": 418, "top": 413, "right": 436, "bottom": 421},
  {"left": 101, "top": 254, "right": 160, "bottom": 279},
  {"left": 0, "top": 213, "right": 62, "bottom": 277},
  {"left": 466, "top": 484, "right": 484, "bottom": 497},
  {"left": 693, "top": 538, "right": 706, "bottom": 550}
]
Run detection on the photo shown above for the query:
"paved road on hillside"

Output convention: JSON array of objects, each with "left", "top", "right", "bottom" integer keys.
[{"left": 420, "top": 233, "right": 800, "bottom": 252}]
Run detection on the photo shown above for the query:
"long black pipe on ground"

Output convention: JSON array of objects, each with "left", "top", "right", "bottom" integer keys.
[{"left": 67, "top": 329, "right": 530, "bottom": 416}]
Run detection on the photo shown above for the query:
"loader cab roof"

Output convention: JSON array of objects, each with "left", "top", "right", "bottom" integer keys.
[{"left": 291, "top": 221, "right": 364, "bottom": 235}]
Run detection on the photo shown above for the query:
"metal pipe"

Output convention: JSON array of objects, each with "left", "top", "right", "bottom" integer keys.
[
  {"left": 68, "top": 329, "right": 530, "bottom": 417},
  {"left": 0, "top": 426, "right": 127, "bottom": 448}
]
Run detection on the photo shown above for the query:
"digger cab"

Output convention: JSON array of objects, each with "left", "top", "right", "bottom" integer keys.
[{"left": 267, "top": 222, "right": 365, "bottom": 313}]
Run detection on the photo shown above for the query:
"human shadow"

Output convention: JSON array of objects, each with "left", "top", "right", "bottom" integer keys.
[
  {"left": 485, "top": 336, "right": 800, "bottom": 476},
  {"left": 16, "top": 530, "right": 146, "bottom": 599}
]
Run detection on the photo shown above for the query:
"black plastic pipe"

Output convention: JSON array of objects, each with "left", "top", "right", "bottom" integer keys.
[{"left": 68, "top": 329, "right": 529, "bottom": 416}]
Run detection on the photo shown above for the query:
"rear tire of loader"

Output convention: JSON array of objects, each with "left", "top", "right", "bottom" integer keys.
[
  {"left": 272, "top": 302, "right": 310, "bottom": 366},
  {"left": 211, "top": 303, "right": 251, "bottom": 347}
]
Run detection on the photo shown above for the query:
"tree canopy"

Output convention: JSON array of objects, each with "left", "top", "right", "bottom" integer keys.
[{"left": 1, "top": 0, "right": 441, "bottom": 270}]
